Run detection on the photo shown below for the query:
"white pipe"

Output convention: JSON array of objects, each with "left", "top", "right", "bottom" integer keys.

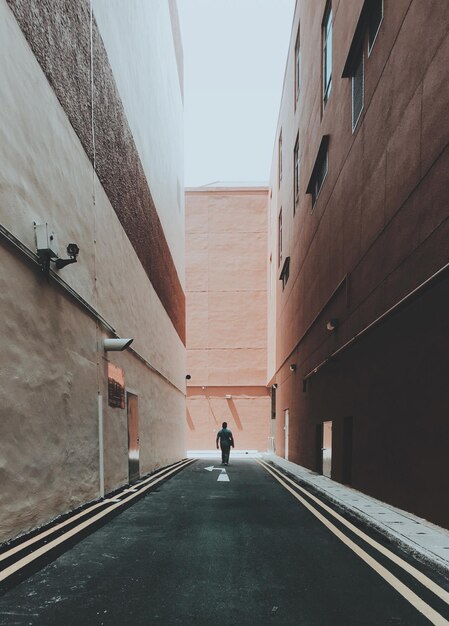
[{"left": 98, "top": 394, "right": 104, "bottom": 498}]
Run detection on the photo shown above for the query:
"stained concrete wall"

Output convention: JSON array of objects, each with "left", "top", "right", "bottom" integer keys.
[
  {"left": 268, "top": 0, "right": 449, "bottom": 527},
  {"left": 186, "top": 187, "right": 271, "bottom": 451},
  {"left": 0, "top": 0, "right": 185, "bottom": 543}
]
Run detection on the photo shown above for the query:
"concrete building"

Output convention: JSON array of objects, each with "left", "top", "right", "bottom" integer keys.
[
  {"left": 186, "top": 185, "right": 271, "bottom": 452},
  {"left": 268, "top": 0, "right": 449, "bottom": 527},
  {"left": 0, "top": 0, "right": 186, "bottom": 543}
]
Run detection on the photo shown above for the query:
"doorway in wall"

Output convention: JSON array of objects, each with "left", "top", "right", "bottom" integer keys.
[
  {"left": 342, "top": 416, "right": 353, "bottom": 484},
  {"left": 284, "top": 408, "right": 289, "bottom": 460},
  {"left": 126, "top": 392, "right": 140, "bottom": 483},
  {"left": 322, "top": 420, "right": 332, "bottom": 478}
]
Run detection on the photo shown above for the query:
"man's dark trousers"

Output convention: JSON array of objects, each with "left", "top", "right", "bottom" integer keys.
[{"left": 220, "top": 444, "right": 231, "bottom": 464}]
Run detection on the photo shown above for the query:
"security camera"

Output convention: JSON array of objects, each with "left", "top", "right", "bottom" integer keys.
[
  {"left": 54, "top": 242, "right": 80, "bottom": 270},
  {"left": 67, "top": 243, "right": 79, "bottom": 258},
  {"left": 103, "top": 338, "right": 134, "bottom": 351}
]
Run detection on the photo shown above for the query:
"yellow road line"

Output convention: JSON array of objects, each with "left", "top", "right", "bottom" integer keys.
[
  {"left": 258, "top": 460, "right": 449, "bottom": 607},
  {"left": 0, "top": 459, "right": 187, "bottom": 564},
  {"left": 258, "top": 461, "right": 449, "bottom": 626},
  {"left": 0, "top": 459, "right": 193, "bottom": 579}
]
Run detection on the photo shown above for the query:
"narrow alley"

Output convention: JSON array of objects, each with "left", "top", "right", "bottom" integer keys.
[{"left": 1, "top": 459, "right": 448, "bottom": 625}]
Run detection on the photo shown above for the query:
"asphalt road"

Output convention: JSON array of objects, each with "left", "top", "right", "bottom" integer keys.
[{"left": 0, "top": 459, "right": 448, "bottom": 625}]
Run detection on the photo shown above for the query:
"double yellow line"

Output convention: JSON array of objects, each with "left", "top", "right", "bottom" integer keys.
[
  {"left": 257, "top": 459, "right": 449, "bottom": 626},
  {"left": 0, "top": 458, "right": 193, "bottom": 583}
]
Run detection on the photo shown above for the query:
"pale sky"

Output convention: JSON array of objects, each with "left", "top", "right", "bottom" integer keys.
[{"left": 177, "top": 0, "right": 296, "bottom": 187}]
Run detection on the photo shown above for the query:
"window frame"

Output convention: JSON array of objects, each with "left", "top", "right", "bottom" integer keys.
[
  {"left": 293, "top": 135, "right": 300, "bottom": 213},
  {"left": 279, "top": 256, "right": 290, "bottom": 291},
  {"left": 322, "top": 2, "right": 332, "bottom": 108},
  {"left": 306, "top": 135, "right": 329, "bottom": 209},
  {"left": 312, "top": 150, "right": 328, "bottom": 206},
  {"left": 294, "top": 26, "right": 301, "bottom": 105},
  {"left": 351, "top": 49, "right": 364, "bottom": 132}
]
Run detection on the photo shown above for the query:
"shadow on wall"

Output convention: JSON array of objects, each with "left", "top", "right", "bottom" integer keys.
[
  {"left": 226, "top": 397, "right": 243, "bottom": 431},
  {"left": 206, "top": 396, "right": 220, "bottom": 428},
  {"left": 186, "top": 408, "right": 195, "bottom": 431}
]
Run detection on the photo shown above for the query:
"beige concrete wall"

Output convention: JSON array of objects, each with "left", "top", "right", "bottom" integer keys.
[
  {"left": 186, "top": 187, "right": 271, "bottom": 450},
  {"left": 0, "top": 0, "right": 185, "bottom": 542}
]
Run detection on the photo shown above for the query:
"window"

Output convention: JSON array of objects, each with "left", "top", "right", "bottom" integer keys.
[
  {"left": 278, "top": 209, "right": 283, "bottom": 265},
  {"left": 322, "top": 2, "right": 332, "bottom": 107},
  {"left": 278, "top": 131, "right": 283, "bottom": 185},
  {"left": 368, "top": 0, "right": 383, "bottom": 53},
  {"left": 352, "top": 50, "right": 364, "bottom": 131},
  {"left": 311, "top": 151, "right": 328, "bottom": 205},
  {"left": 306, "top": 135, "right": 329, "bottom": 207},
  {"left": 342, "top": 0, "right": 383, "bottom": 130},
  {"left": 280, "top": 256, "right": 290, "bottom": 290},
  {"left": 295, "top": 27, "right": 301, "bottom": 104},
  {"left": 293, "top": 136, "right": 300, "bottom": 212}
]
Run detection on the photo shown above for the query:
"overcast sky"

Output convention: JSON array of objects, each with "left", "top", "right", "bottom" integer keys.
[{"left": 177, "top": 0, "right": 296, "bottom": 187}]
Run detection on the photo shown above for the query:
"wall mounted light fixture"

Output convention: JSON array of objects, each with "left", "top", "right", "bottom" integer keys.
[
  {"left": 103, "top": 338, "right": 134, "bottom": 351},
  {"left": 326, "top": 318, "right": 339, "bottom": 331}
]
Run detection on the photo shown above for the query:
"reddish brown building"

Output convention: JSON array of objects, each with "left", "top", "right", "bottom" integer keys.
[
  {"left": 186, "top": 185, "right": 271, "bottom": 452},
  {"left": 268, "top": 0, "right": 449, "bottom": 527}
]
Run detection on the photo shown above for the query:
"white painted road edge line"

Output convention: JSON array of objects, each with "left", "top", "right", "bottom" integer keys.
[
  {"left": 0, "top": 459, "right": 188, "bottom": 565},
  {"left": 258, "top": 459, "right": 449, "bottom": 608},
  {"left": 258, "top": 461, "right": 449, "bottom": 626},
  {"left": 0, "top": 459, "right": 194, "bottom": 582}
]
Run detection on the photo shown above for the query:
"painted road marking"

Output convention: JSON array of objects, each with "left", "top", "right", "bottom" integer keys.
[
  {"left": 204, "top": 466, "right": 230, "bottom": 482},
  {"left": 0, "top": 459, "right": 189, "bottom": 566},
  {"left": 258, "top": 460, "right": 449, "bottom": 626},
  {"left": 258, "top": 459, "right": 449, "bottom": 608},
  {"left": 0, "top": 459, "right": 194, "bottom": 583}
]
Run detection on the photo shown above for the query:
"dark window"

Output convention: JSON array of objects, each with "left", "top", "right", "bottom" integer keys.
[
  {"left": 271, "top": 386, "right": 277, "bottom": 419},
  {"left": 280, "top": 256, "right": 290, "bottom": 290},
  {"left": 295, "top": 27, "right": 301, "bottom": 103},
  {"left": 352, "top": 50, "right": 364, "bottom": 130},
  {"left": 368, "top": 0, "right": 383, "bottom": 53},
  {"left": 294, "top": 135, "right": 300, "bottom": 212},
  {"left": 306, "top": 135, "right": 329, "bottom": 207},
  {"left": 278, "top": 209, "right": 283, "bottom": 265},
  {"left": 322, "top": 2, "right": 332, "bottom": 107},
  {"left": 312, "top": 152, "right": 328, "bottom": 205}
]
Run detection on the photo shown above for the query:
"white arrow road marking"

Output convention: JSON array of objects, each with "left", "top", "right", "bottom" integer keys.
[{"left": 204, "top": 466, "right": 230, "bottom": 482}]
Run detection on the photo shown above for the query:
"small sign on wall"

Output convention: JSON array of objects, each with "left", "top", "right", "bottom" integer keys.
[{"left": 108, "top": 362, "right": 125, "bottom": 409}]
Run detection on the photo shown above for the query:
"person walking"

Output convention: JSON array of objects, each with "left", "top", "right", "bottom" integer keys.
[{"left": 216, "top": 422, "right": 234, "bottom": 466}]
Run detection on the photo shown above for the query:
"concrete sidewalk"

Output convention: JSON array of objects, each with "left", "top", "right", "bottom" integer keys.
[{"left": 263, "top": 453, "right": 449, "bottom": 577}]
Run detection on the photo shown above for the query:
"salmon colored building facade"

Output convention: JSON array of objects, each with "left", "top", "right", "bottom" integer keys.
[
  {"left": 186, "top": 186, "right": 271, "bottom": 452},
  {"left": 268, "top": 0, "right": 449, "bottom": 527}
]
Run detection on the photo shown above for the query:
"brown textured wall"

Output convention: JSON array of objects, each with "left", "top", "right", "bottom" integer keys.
[
  {"left": 269, "top": 0, "right": 449, "bottom": 527},
  {"left": 6, "top": 0, "right": 185, "bottom": 343}
]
